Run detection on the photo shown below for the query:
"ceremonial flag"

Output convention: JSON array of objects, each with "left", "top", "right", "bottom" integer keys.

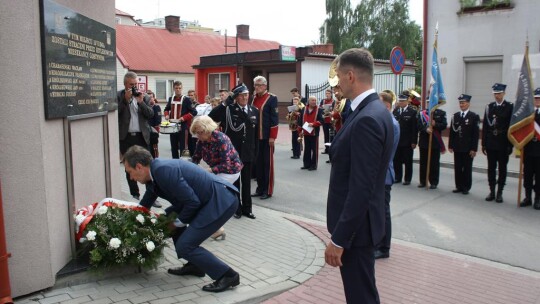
[
  {"left": 508, "top": 45, "right": 535, "bottom": 150},
  {"left": 428, "top": 24, "right": 446, "bottom": 117}
]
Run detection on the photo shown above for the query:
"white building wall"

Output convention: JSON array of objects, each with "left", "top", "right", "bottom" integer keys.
[
  {"left": 300, "top": 57, "right": 334, "bottom": 96},
  {"left": 426, "top": 0, "right": 540, "bottom": 117}
]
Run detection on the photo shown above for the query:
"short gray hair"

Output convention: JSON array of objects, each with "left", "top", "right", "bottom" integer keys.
[
  {"left": 122, "top": 145, "right": 152, "bottom": 168},
  {"left": 124, "top": 71, "right": 138, "bottom": 84},
  {"left": 190, "top": 116, "right": 218, "bottom": 136},
  {"left": 253, "top": 75, "right": 267, "bottom": 85}
]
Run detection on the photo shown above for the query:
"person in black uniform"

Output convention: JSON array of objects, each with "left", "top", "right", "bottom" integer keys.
[
  {"left": 209, "top": 84, "right": 259, "bottom": 219},
  {"left": 482, "top": 83, "right": 514, "bottom": 203},
  {"left": 520, "top": 88, "right": 540, "bottom": 209},
  {"left": 417, "top": 104, "right": 447, "bottom": 189},
  {"left": 448, "top": 94, "right": 480, "bottom": 195},
  {"left": 393, "top": 94, "right": 418, "bottom": 185},
  {"left": 164, "top": 81, "right": 197, "bottom": 159}
]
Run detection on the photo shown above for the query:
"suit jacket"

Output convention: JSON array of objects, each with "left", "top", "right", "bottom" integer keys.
[
  {"left": 448, "top": 111, "right": 480, "bottom": 153},
  {"left": 117, "top": 90, "right": 154, "bottom": 145},
  {"left": 327, "top": 91, "right": 394, "bottom": 248},
  {"left": 251, "top": 92, "right": 279, "bottom": 140},
  {"left": 482, "top": 100, "right": 514, "bottom": 151},
  {"left": 393, "top": 106, "right": 418, "bottom": 147},
  {"left": 140, "top": 159, "right": 239, "bottom": 229},
  {"left": 208, "top": 103, "right": 259, "bottom": 163}
]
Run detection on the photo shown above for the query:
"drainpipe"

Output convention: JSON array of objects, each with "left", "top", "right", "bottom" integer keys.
[
  {"left": 0, "top": 180, "right": 13, "bottom": 304},
  {"left": 421, "top": 0, "right": 429, "bottom": 109}
]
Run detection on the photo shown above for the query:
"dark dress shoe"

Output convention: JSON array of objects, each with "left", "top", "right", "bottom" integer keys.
[
  {"left": 402, "top": 181, "right": 410, "bottom": 185},
  {"left": 326, "top": 160, "right": 331, "bottom": 163},
  {"left": 496, "top": 193, "right": 503, "bottom": 203},
  {"left": 321, "top": 151, "right": 328, "bottom": 154},
  {"left": 418, "top": 184, "right": 425, "bottom": 188},
  {"left": 168, "top": 263, "right": 205, "bottom": 277},
  {"left": 233, "top": 213, "right": 242, "bottom": 219},
  {"left": 485, "top": 192, "right": 495, "bottom": 201},
  {"left": 242, "top": 212, "right": 256, "bottom": 219},
  {"left": 533, "top": 198, "right": 540, "bottom": 210},
  {"left": 260, "top": 194, "right": 271, "bottom": 200},
  {"left": 452, "top": 189, "right": 462, "bottom": 193},
  {"left": 374, "top": 250, "right": 389, "bottom": 259},
  {"left": 152, "top": 200, "right": 162, "bottom": 208},
  {"left": 519, "top": 198, "right": 532, "bottom": 207},
  {"left": 308, "top": 167, "right": 317, "bottom": 171},
  {"left": 202, "top": 273, "right": 240, "bottom": 292},
  {"left": 462, "top": 190, "right": 469, "bottom": 195},
  {"left": 300, "top": 166, "right": 308, "bottom": 170},
  {"left": 429, "top": 184, "right": 437, "bottom": 189},
  {"left": 251, "top": 192, "right": 263, "bottom": 197},
  {"left": 291, "top": 156, "right": 300, "bottom": 159}
]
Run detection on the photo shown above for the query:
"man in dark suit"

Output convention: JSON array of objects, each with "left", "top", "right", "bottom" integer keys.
[
  {"left": 251, "top": 76, "right": 279, "bottom": 200},
  {"left": 117, "top": 72, "right": 154, "bottom": 200},
  {"left": 124, "top": 145, "right": 240, "bottom": 293},
  {"left": 448, "top": 94, "right": 480, "bottom": 195},
  {"left": 520, "top": 88, "right": 540, "bottom": 209},
  {"left": 209, "top": 84, "right": 259, "bottom": 219},
  {"left": 325, "top": 49, "right": 394, "bottom": 304},
  {"left": 392, "top": 94, "right": 418, "bottom": 185},
  {"left": 482, "top": 83, "right": 514, "bottom": 203}
]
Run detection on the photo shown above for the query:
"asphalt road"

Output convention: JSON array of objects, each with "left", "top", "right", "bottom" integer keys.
[{"left": 155, "top": 125, "right": 540, "bottom": 272}]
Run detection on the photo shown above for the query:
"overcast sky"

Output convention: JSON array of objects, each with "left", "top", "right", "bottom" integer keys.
[{"left": 115, "top": 0, "right": 423, "bottom": 47}]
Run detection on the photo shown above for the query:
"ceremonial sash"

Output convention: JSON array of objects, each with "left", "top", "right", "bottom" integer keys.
[{"left": 421, "top": 110, "right": 446, "bottom": 153}]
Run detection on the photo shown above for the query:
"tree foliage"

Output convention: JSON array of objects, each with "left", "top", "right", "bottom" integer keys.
[{"left": 322, "top": 0, "right": 423, "bottom": 63}]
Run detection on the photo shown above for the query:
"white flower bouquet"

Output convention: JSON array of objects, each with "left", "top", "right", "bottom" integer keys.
[{"left": 75, "top": 198, "right": 174, "bottom": 270}]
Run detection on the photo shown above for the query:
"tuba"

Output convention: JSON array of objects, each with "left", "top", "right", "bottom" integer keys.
[
  {"left": 328, "top": 58, "right": 339, "bottom": 87},
  {"left": 408, "top": 89, "right": 421, "bottom": 111},
  {"left": 286, "top": 102, "right": 304, "bottom": 131}
]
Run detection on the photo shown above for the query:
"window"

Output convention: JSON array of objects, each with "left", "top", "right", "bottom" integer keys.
[
  {"left": 459, "top": 0, "right": 512, "bottom": 13},
  {"left": 208, "top": 73, "right": 230, "bottom": 97},
  {"left": 155, "top": 80, "right": 167, "bottom": 100}
]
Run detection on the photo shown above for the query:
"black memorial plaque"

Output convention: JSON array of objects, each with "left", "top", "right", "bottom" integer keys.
[{"left": 40, "top": 0, "right": 117, "bottom": 119}]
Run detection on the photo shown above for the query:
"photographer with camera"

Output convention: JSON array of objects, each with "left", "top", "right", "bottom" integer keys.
[{"left": 117, "top": 71, "right": 154, "bottom": 201}]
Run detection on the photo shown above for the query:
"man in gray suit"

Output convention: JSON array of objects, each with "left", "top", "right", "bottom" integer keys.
[
  {"left": 325, "top": 49, "right": 394, "bottom": 303},
  {"left": 117, "top": 72, "right": 154, "bottom": 200},
  {"left": 123, "top": 145, "right": 240, "bottom": 293}
]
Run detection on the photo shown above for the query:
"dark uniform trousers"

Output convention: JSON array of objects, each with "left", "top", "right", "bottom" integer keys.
[
  {"left": 322, "top": 122, "right": 331, "bottom": 152},
  {"left": 303, "top": 135, "right": 319, "bottom": 169},
  {"left": 523, "top": 114, "right": 540, "bottom": 197},
  {"left": 234, "top": 162, "right": 253, "bottom": 214},
  {"left": 454, "top": 152, "right": 473, "bottom": 191},
  {"left": 256, "top": 139, "right": 274, "bottom": 195},
  {"left": 170, "top": 129, "right": 195, "bottom": 159},
  {"left": 394, "top": 146, "right": 414, "bottom": 183},
  {"left": 120, "top": 132, "right": 149, "bottom": 197},
  {"left": 291, "top": 130, "right": 301, "bottom": 157},
  {"left": 419, "top": 147, "right": 441, "bottom": 186}
]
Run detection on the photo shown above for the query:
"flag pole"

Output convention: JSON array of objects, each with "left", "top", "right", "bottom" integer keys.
[{"left": 517, "top": 150, "right": 524, "bottom": 207}]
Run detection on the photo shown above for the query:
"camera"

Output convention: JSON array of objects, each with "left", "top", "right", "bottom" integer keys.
[{"left": 131, "top": 86, "right": 142, "bottom": 97}]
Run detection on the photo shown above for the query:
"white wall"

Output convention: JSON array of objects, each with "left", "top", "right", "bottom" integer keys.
[
  {"left": 426, "top": 0, "right": 540, "bottom": 117},
  {"left": 0, "top": 0, "right": 119, "bottom": 296},
  {"left": 300, "top": 57, "right": 333, "bottom": 96}
]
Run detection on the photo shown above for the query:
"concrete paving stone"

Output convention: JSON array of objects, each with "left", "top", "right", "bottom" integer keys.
[
  {"left": 134, "top": 285, "right": 163, "bottom": 295},
  {"left": 289, "top": 273, "right": 314, "bottom": 284},
  {"left": 83, "top": 297, "right": 112, "bottom": 304},
  {"left": 113, "top": 282, "right": 143, "bottom": 294},
  {"left": 67, "top": 287, "right": 99, "bottom": 298},
  {"left": 157, "top": 282, "right": 184, "bottom": 291},
  {"left": 68, "top": 282, "right": 100, "bottom": 291},
  {"left": 249, "top": 280, "right": 271, "bottom": 289},
  {"left": 107, "top": 301, "right": 131, "bottom": 304},
  {"left": 148, "top": 296, "right": 179, "bottom": 304},
  {"left": 177, "top": 301, "right": 197, "bottom": 304},
  {"left": 151, "top": 288, "right": 184, "bottom": 299},
  {"left": 38, "top": 294, "right": 72, "bottom": 304},
  {"left": 106, "top": 291, "right": 138, "bottom": 302},
  {"left": 58, "top": 295, "right": 91, "bottom": 304},
  {"left": 265, "top": 276, "right": 290, "bottom": 285},
  {"left": 169, "top": 284, "right": 201, "bottom": 295},
  {"left": 138, "top": 279, "right": 167, "bottom": 288},
  {"left": 87, "top": 287, "right": 120, "bottom": 300},
  {"left": 173, "top": 292, "right": 199, "bottom": 302},
  {"left": 191, "top": 295, "right": 222, "bottom": 304},
  {"left": 239, "top": 272, "right": 258, "bottom": 282},
  {"left": 41, "top": 287, "right": 72, "bottom": 297},
  {"left": 302, "top": 266, "right": 321, "bottom": 275},
  {"left": 128, "top": 293, "right": 158, "bottom": 304}
]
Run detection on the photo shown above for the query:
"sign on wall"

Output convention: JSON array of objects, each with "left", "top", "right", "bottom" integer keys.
[
  {"left": 40, "top": 0, "right": 117, "bottom": 119},
  {"left": 137, "top": 75, "right": 147, "bottom": 93},
  {"left": 280, "top": 46, "right": 296, "bottom": 62}
]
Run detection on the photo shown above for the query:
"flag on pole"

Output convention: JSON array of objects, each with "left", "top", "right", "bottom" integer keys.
[
  {"left": 508, "top": 45, "right": 535, "bottom": 150},
  {"left": 428, "top": 23, "right": 446, "bottom": 116}
]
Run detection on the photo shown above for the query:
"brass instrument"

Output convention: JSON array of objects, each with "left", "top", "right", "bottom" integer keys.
[
  {"left": 287, "top": 102, "right": 304, "bottom": 131},
  {"left": 328, "top": 58, "right": 339, "bottom": 87},
  {"left": 407, "top": 89, "right": 421, "bottom": 111}
]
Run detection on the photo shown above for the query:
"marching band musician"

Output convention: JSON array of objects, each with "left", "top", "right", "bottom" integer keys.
[
  {"left": 250, "top": 76, "right": 279, "bottom": 200},
  {"left": 298, "top": 96, "right": 324, "bottom": 171},
  {"left": 164, "top": 81, "right": 197, "bottom": 159},
  {"left": 325, "top": 84, "right": 352, "bottom": 164},
  {"left": 520, "top": 88, "right": 540, "bottom": 209},
  {"left": 482, "top": 83, "right": 514, "bottom": 203},
  {"left": 392, "top": 94, "right": 418, "bottom": 185},
  {"left": 208, "top": 84, "right": 259, "bottom": 219},
  {"left": 286, "top": 96, "right": 304, "bottom": 159},
  {"left": 320, "top": 89, "right": 335, "bottom": 154},
  {"left": 448, "top": 94, "right": 480, "bottom": 195}
]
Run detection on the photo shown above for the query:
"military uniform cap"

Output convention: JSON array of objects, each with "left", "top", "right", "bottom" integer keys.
[
  {"left": 232, "top": 83, "right": 249, "bottom": 98},
  {"left": 534, "top": 87, "right": 540, "bottom": 98},
  {"left": 398, "top": 94, "right": 408, "bottom": 101},
  {"left": 458, "top": 94, "right": 472, "bottom": 102},
  {"left": 492, "top": 83, "right": 506, "bottom": 93}
]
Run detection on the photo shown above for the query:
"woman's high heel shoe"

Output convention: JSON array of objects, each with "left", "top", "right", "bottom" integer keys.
[{"left": 211, "top": 227, "right": 226, "bottom": 241}]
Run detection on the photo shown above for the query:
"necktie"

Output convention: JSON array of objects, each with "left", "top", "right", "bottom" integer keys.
[
  {"left": 243, "top": 107, "right": 247, "bottom": 114},
  {"left": 399, "top": 108, "right": 403, "bottom": 115},
  {"left": 461, "top": 112, "right": 465, "bottom": 119}
]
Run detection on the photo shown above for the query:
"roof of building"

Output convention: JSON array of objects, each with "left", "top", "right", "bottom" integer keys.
[
  {"left": 115, "top": 9, "right": 133, "bottom": 17},
  {"left": 116, "top": 25, "right": 281, "bottom": 73}
]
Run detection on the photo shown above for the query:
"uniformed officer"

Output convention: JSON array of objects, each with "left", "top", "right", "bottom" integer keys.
[
  {"left": 417, "top": 105, "right": 447, "bottom": 189},
  {"left": 520, "top": 88, "right": 540, "bottom": 209},
  {"left": 209, "top": 84, "right": 259, "bottom": 219},
  {"left": 448, "top": 94, "right": 480, "bottom": 195},
  {"left": 393, "top": 94, "right": 418, "bottom": 185},
  {"left": 482, "top": 83, "right": 514, "bottom": 203}
]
